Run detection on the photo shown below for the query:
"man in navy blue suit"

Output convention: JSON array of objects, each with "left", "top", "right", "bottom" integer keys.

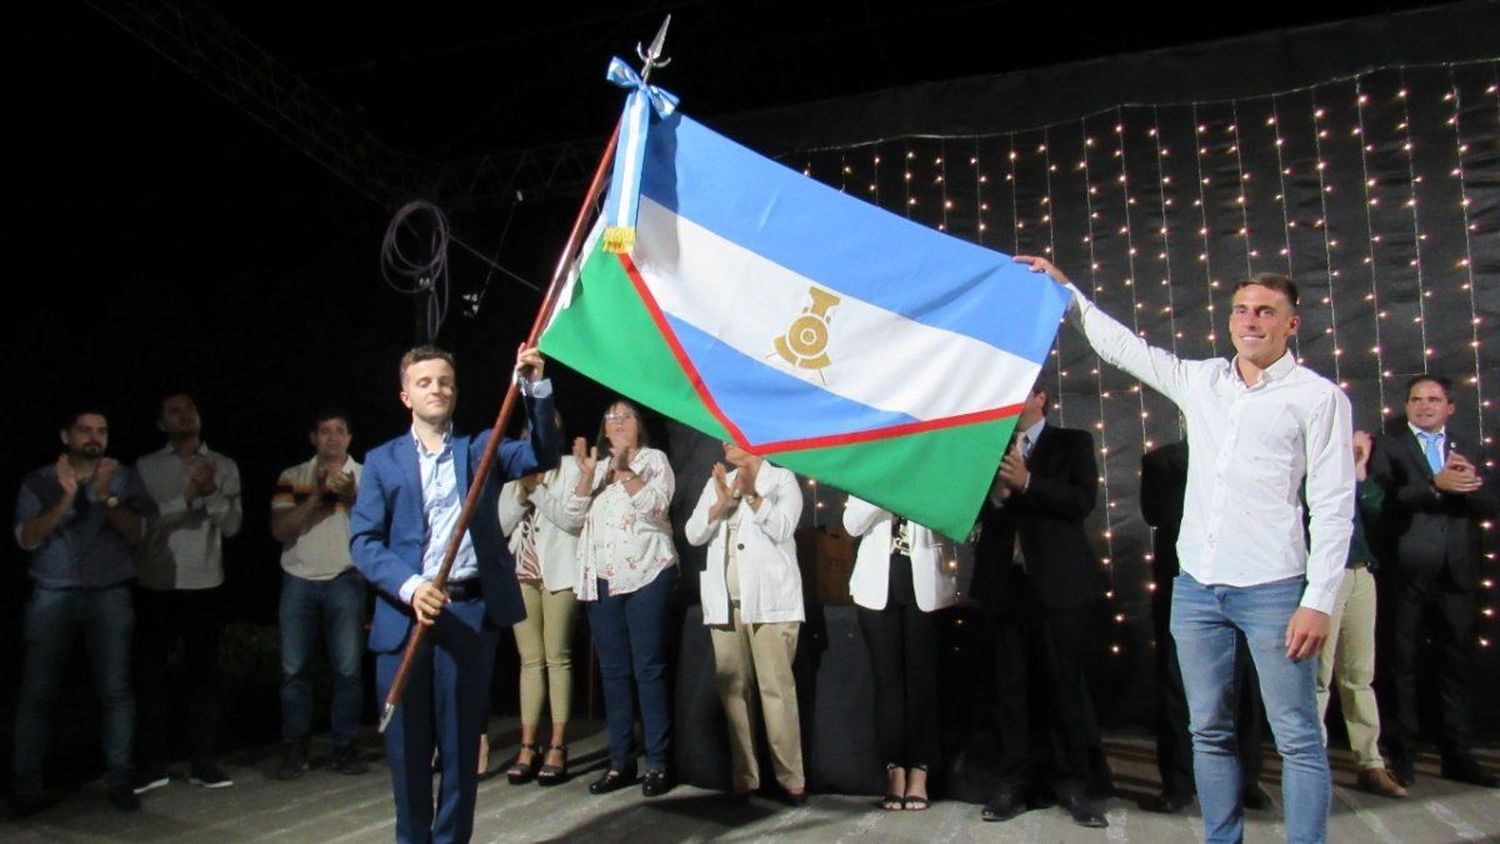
[{"left": 351, "top": 344, "right": 558, "bottom": 843}]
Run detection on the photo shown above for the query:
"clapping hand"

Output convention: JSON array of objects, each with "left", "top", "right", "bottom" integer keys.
[
  {"left": 1434, "top": 451, "right": 1483, "bottom": 494},
  {"left": 998, "top": 441, "right": 1029, "bottom": 491},
  {"left": 709, "top": 463, "right": 735, "bottom": 521},
  {"left": 186, "top": 458, "right": 218, "bottom": 504}
]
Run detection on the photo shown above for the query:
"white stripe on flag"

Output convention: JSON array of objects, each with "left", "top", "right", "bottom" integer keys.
[{"left": 634, "top": 197, "right": 1040, "bottom": 423}]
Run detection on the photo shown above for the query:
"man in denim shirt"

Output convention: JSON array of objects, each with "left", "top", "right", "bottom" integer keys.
[{"left": 11, "top": 409, "right": 156, "bottom": 815}]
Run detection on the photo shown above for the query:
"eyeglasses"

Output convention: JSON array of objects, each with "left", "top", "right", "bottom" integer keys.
[{"left": 604, "top": 412, "right": 636, "bottom": 423}]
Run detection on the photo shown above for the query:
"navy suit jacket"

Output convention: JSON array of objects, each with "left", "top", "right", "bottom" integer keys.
[{"left": 350, "top": 391, "right": 559, "bottom": 653}]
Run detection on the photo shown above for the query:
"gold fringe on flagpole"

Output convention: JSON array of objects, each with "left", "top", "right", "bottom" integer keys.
[{"left": 602, "top": 226, "right": 636, "bottom": 254}]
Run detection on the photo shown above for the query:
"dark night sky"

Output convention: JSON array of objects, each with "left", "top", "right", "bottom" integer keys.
[{"left": 9, "top": 0, "right": 1462, "bottom": 621}]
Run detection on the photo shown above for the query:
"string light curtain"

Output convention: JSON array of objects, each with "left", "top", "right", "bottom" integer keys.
[{"left": 794, "top": 61, "right": 1499, "bottom": 722}]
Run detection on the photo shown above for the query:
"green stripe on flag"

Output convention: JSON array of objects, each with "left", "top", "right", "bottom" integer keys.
[
  {"left": 772, "top": 415, "right": 1017, "bottom": 540},
  {"left": 542, "top": 245, "right": 733, "bottom": 442}
]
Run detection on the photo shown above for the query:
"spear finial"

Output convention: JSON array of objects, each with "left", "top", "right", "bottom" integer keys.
[{"left": 637, "top": 15, "right": 672, "bottom": 83}]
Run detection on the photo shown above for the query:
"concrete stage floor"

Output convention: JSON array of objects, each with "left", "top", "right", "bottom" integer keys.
[{"left": 7, "top": 719, "right": 1498, "bottom": 842}]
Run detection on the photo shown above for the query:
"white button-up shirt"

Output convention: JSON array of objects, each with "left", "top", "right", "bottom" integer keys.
[
  {"left": 1069, "top": 286, "right": 1353, "bottom": 613},
  {"left": 136, "top": 443, "right": 243, "bottom": 591},
  {"left": 398, "top": 428, "right": 479, "bottom": 604}
]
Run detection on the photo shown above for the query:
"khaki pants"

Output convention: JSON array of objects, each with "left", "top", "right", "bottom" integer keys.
[
  {"left": 1316, "top": 567, "right": 1384, "bottom": 769},
  {"left": 708, "top": 607, "right": 805, "bottom": 791},
  {"left": 514, "top": 580, "right": 579, "bottom": 726}
]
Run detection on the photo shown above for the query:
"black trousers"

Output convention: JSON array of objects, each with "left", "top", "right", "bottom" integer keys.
[
  {"left": 134, "top": 586, "right": 224, "bottom": 769},
  {"left": 855, "top": 554, "right": 941, "bottom": 769},
  {"left": 990, "top": 596, "right": 1096, "bottom": 799},
  {"left": 1381, "top": 576, "right": 1475, "bottom": 761},
  {"left": 1151, "top": 575, "right": 1263, "bottom": 799}
]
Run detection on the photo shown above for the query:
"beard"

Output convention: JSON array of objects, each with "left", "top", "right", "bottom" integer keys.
[{"left": 76, "top": 442, "right": 105, "bottom": 459}]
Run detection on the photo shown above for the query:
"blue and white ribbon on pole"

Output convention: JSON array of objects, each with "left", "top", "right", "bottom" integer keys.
[{"left": 601, "top": 56, "right": 679, "bottom": 254}]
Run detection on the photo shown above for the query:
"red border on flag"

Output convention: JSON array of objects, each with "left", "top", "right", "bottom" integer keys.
[{"left": 616, "top": 253, "right": 1025, "bottom": 455}]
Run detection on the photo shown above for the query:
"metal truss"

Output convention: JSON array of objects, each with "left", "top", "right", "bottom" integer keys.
[{"left": 88, "top": 0, "right": 600, "bottom": 210}]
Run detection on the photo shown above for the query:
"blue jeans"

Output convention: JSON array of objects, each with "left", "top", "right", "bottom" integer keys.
[
  {"left": 280, "top": 570, "right": 367, "bottom": 748},
  {"left": 12, "top": 585, "right": 135, "bottom": 794},
  {"left": 587, "top": 567, "right": 677, "bottom": 772},
  {"left": 1172, "top": 573, "right": 1330, "bottom": 844}
]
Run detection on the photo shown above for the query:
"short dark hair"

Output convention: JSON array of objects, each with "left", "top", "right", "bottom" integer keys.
[
  {"left": 1405, "top": 374, "right": 1453, "bottom": 401},
  {"left": 399, "top": 346, "right": 457, "bottom": 383},
  {"left": 157, "top": 390, "right": 195, "bottom": 416},
  {"left": 61, "top": 407, "right": 108, "bottom": 431},
  {"left": 596, "top": 398, "right": 650, "bottom": 452},
  {"left": 310, "top": 407, "right": 351, "bottom": 433},
  {"left": 1234, "top": 273, "right": 1299, "bottom": 309}
]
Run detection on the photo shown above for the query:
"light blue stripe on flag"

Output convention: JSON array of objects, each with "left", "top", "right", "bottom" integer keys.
[
  {"left": 640, "top": 113, "right": 1071, "bottom": 365},
  {"left": 663, "top": 314, "right": 920, "bottom": 444}
]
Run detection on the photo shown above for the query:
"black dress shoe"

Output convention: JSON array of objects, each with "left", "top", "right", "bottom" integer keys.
[
  {"left": 1441, "top": 756, "right": 1500, "bottom": 789},
  {"left": 1241, "top": 783, "right": 1273, "bottom": 810},
  {"left": 1062, "top": 794, "right": 1108, "bottom": 828},
  {"left": 981, "top": 788, "right": 1022, "bottom": 822},
  {"left": 641, "top": 768, "right": 674, "bottom": 797},
  {"left": 779, "top": 787, "right": 809, "bottom": 807},
  {"left": 1142, "top": 792, "right": 1193, "bottom": 814},
  {"left": 589, "top": 769, "right": 637, "bottom": 795}
]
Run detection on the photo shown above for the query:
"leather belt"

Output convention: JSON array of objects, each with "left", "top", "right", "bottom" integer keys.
[{"left": 446, "top": 579, "right": 483, "bottom": 602}]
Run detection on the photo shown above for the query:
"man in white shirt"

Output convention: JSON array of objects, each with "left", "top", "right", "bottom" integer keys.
[
  {"left": 270, "top": 409, "right": 368, "bottom": 780},
  {"left": 1015, "top": 256, "right": 1353, "bottom": 844},
  {"left": 134, "top": 392, "right": 243, "bottom": 792}
]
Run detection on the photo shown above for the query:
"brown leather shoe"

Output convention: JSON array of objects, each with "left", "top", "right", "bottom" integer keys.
[{"left": 1357, "top": 767, "right": 1409, "bottom": 799}]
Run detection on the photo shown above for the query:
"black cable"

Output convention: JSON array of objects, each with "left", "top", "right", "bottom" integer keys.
[{"left": 380, "top": 201, "right": 451, "bottom": 342}]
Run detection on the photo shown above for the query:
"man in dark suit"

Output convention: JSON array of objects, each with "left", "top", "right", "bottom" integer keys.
[
  {"left": 351, "top": 344, "right": 558, "bottom": 843},
  {"left": 1372, "top": 374, "right": 1498, "bottom": 788},
  {"left": 974, "top": 383, "right": 1107, "bottom": 828},
  {"left": 1140, "top": 440, "right": 1268, "bottom": 813}
]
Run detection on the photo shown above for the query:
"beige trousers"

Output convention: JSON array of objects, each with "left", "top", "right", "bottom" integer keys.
[
  {"left": 514, "top": 580, "right": 579, "bottom": 726},
  {"left": 1316, "top": 567, "right": 1384, "bottom": 769},
  {"left": 708, "top": 607, "right": 805, "bottom": 791}
]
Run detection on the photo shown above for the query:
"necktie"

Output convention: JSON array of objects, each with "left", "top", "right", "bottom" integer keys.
[
  {"left": 1419, "top": 431, "right": 1443, "bottom": 475},
  {"left": 1012, "top": 435, "right": 1030, "bottom": 572}
]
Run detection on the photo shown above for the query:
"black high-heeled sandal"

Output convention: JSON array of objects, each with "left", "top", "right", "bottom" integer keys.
[
  {"left": 506, "top": 743, "right": 541, "bottom": 785},
  {"left": 881, "top": 763, "right": 905, "bottom": 811},
  {"left": 536, "top": 744, "right": 568, "bottom": 786},
  {"left": 902, "top": 763, "right": 930, "bottom": 811}
]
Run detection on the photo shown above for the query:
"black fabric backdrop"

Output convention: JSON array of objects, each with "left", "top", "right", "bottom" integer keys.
[{"left": 670, "top": 5, "right": 1499, "bottom": 738}]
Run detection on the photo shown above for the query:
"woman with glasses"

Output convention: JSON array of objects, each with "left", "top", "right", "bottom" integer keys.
[{"left": 566, "top": 399, "right": 678, "bottom": 797}]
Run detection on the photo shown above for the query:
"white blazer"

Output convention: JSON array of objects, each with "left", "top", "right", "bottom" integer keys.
[
  {"left": 497, "top": 455, "right": 583, "bottom": 592},
  {"left": 684, "top": 463, "right": 805, "bottom": 625},
  {"left": 843, "top": 496, "right": 958, "bottom": 612}
]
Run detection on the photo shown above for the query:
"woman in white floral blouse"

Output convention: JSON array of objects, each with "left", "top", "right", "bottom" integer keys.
[{"left": 565, "top": 399, "right": 678, "bottom": 797}]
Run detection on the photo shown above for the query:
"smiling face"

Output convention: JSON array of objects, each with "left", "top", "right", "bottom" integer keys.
[
  {"left": 1228, "top": 283, "right": 1299, "bottom": 369},
  {"left": 602, "top": 402, "right": 642, "bottom": 453},
  {"left": 1404, "top": 378, "right": 1455, "bottom": 434},
  {"left": 400, "top": 358, "right": 457, "bottom": 427},
  {"left": 310, "top": 417, "right": 352, "bottom": 461}
]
